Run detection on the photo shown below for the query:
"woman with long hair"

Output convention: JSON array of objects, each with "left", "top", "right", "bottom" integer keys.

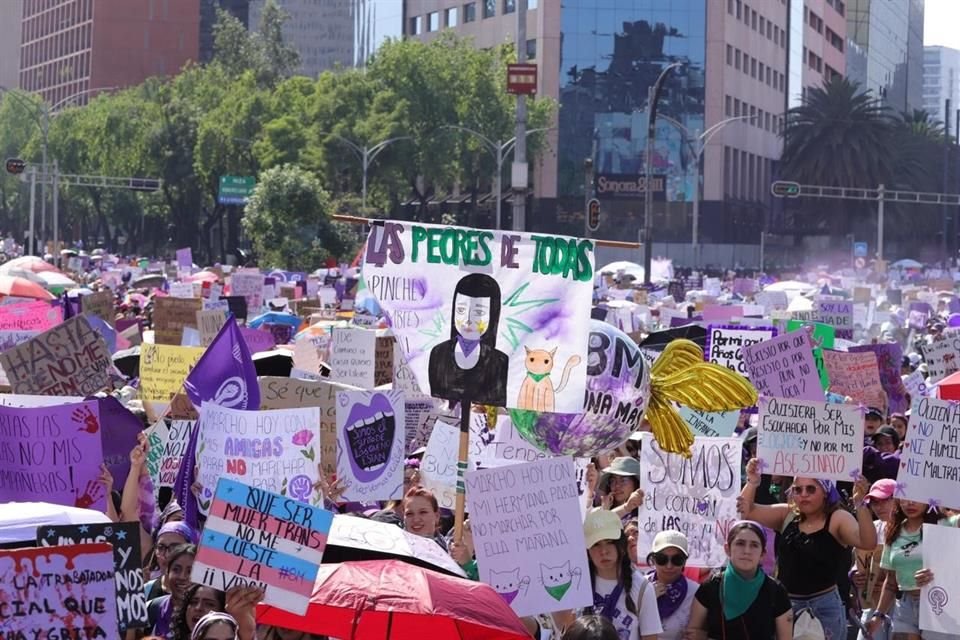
[
  {"left": 567, "top": 508, "right": 661, "bottom": 640},
  {"left": 562, "top": 615, "right": 621, "bottom": 640},
  {"left": 172, "top": 584, "right": 226, "bottom": 640},
  {"left": 852, "top": 479, "right": 898, "bottom": 640},
  {"left": 401, "top": 487, "right": 446, "bottom": 549},
  {"left": 865, "top": 499, "right": 959, "bottom": 640},
  {"left": 147, "top": 544, "right": 197, "bottom": 639},
  {"left": 644, "top": 531, "right": 698, "bottom": 640},
  {"left": 144, "top": 522, "right": 199, "bottom": 600},
  {"left": 686, "top": 521, "right": 793, "bottom": 640},
  {"left": 739, "top": 459, "right": 876, "bottom": 640}
]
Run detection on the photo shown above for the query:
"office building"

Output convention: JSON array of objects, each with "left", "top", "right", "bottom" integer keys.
[
  {"left": 0, "top": 0, "right": 24, "bottom": 90},
  {"left": 846, "top": 0, "right": 924, "bottom": 112},
  {"left": 19, "top": 0, "right": 200, "bottom": 107},
  {"left": 923, "top": 46, "right": 960, "bottom": 129}
]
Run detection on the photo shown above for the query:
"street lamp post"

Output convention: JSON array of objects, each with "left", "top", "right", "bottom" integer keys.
[{"left": 318, "top": 132, "right": 413, "bottom": 210}]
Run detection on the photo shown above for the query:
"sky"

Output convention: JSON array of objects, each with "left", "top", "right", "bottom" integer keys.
[{"left": 925, "top": 0, "right": 960, "bottom": 49}]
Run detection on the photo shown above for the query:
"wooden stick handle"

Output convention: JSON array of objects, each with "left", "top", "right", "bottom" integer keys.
[{"left": 453, "top": 400, "right": 471, "bottom": 544}]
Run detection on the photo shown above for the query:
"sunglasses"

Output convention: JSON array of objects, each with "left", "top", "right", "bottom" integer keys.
[
  {"left": 790, "top": 484, "right": 819, "bottom": 496},
  {"left": 653, "top": 552, "right": 686, "bottom": 567}
]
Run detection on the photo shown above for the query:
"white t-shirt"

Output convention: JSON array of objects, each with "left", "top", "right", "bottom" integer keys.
[
  {"left": 593, "top": 571, "right": 663, "bottom": 640},
  {"left": 658, "top": 577, "right": 700, "bottom": 640}
]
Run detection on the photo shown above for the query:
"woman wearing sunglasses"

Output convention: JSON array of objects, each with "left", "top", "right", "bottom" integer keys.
[
  {"left": 739, "top": 459, "right": 876, "bottom": 640},
  {"left": 644, "top": 531, "right": 698, "bottom": 640},
  {"left": 686, "top": 521, "right": 793, "bottom": 640}
]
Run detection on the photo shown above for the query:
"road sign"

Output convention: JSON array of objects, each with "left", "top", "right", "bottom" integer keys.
[
  {"left": 853, "top": 241, "right": 868, "bottom": 258},
  {"left": 5, "top": 158, "right": 26, "bottom": 175},
  {"left": 218, "top": 175, "right": 256, "bottom": 205},
  {"left": 506, "top": 63, "right": 538, "bottom": 95},
  {"left": 855, "top": 257, "right": 866, "bottom": 269},
  {"left": 770, "top": 181, "right": 801, "bottom": 198},
  {"left": 587, "top": 198, "right": 600, "bottom": 232}
]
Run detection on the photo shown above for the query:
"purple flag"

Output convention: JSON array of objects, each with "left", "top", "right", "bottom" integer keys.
[
  {"left": 174, "top": 317, "right": 260, "bottom": 528},
  {"left": 95, "top": 396, "right": 143, "bottom": 487}
]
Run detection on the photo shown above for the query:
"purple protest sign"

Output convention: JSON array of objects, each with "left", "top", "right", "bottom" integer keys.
[
  {"left": 816, "top": 299, "right": 854, "bottom": 339},
  {"left": 96, "top": 396, "right": 144, "bottom": 487},
  {"left": 702, "top": 305, "right": 743, "bottom": 323},
  {"left": 176, "top": 247, "right": 193, "bottom": 270},
  {"left": 264, "top": 323, "right": 294, "bottom": 345},
  {"left": 239, "top": 326, "right": 277, "bottom": 353},
  {"left": 742, "top": 331, "right": 824, "bottom": 401},
  {"left": 0, "top": 400, "right": 106, "bottom": 510},
  {"left": 849, "top": 342, "right": 908, "bottom": 413}
]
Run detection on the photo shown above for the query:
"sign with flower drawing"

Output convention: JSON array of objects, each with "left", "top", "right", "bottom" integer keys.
[
  {"left": 196, "top": 403, "right": 323, "bottom": 513},
  {"left": 335, "top": 388, "right": 405, "bottom": 502}
]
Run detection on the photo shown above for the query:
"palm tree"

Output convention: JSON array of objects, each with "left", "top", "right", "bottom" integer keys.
[{"left": 900, "top": 109, "right": 946, "bottom": 141}]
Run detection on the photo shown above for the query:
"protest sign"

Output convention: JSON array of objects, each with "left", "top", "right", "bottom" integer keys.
[
  {"left": 150, "top": 418, "right": 195, "bottom": 488},
  {"left": 849, "top": 343, "right": 907, "bottom": 413},
  {"left": 292, "top": 333, "right": 330, "bottom": 376},
  {"left": 193, "top": 478, "right": 333, "bottom": 616},
  {"left": 329, "top": 326, "right": 376, "bottom": 389},
  {"left": 898, "top": 398, "right": 960, "bottom": 509},
  {"left": 222, "top": 295, "right": 248, "bottom": 321},
  {"left": 169, "top": 282, "right": 195, "bottom": 299},
  {"left": 705, "top": 325, "right": 776, "bottom": 376},
  {"left": 786, "top": 320, "right": 836, "bottom": 390},
  {"left": 0, "top": 315, "right": 112, "bottom": 396},
  {"left": 197, "top": 309, "right": 227, "bottom": 347},
  {"left": 81, "top": 291, "right": 115, "bottom": 328},
  {"left": 335, "top": 389, "right": 405, "bottom": 502},
  {"left": 742, "top": 331, "right": 824, "bottom": 401},
  {"left": 755, "top": 290, "right": 788, "bottom": 313},
  {"left": 152, "top": 296, "right": 202, "bottom": 345},
  {"left": 37, "top": 522, "right": 146, "bottom": 630},
  {"left": 677, "top": 406, "right": 740, "bottom": 438},
  {"left": 853, "top": 287, "right": 872, "bottom": 304},
  {"left": 403, "top": 397, "right": 443, "bottom": 455},
  {"left": 0, "top": 543, "right": 119, "bottom": 640},
  {"left": 822, "top": 349, "right": 883, "bottom": 404},
  {"left": 902, "top": 370, "right": 929, "bottom": 399},
  {"left": 0, "top": 300, "right": 60, "bottom": 332},
  {"left": 176, "top": 247, "right": 193, "bottom": 270},
  {"left": 230, "top": 271, "right": 265, "bottom": 313},
  {"left": 374, "top": 334, "right": 394, "bottom": 387},
  {"left": 139, "top": 343, "right": 204, "bottom": 419},
  {"left": 420, "top": 418, "right": 486, "bottom": 509},
  {"left": 921, "top": 332, "right": 960, "bottom": 384},
  {"left": 816, "top": 299, "right": 854, "bottom": 339},
  {"left": 702, "top": 305, "right": 743, "bottom": 323},
  {"left": 363, "top": 221, "right": 594, "bottom": 410},
  {"left": 196, "top": 403, "right": 322, "bottom": 513},
  {"left": 757, "top": 397, "right": 863, "bottom": 482},
  {"left": 0, "top": 400, "right": 106, "bottom": 510},
  {"left": 919, "top": 523, "right": 960, "bottom": 635},
  {"left": 638, "top": 434, "right": 742, "bottom": 567},
  {"left": 465, "top": 457, "right": 592, "bottom": 616}
]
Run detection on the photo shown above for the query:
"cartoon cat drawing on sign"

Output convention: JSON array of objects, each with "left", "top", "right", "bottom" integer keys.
[
  {"left": 517, "top": 346, "right": 582, "bottom": 412},
  {"left": 428, "top": 273, "right": 509, "bottom": 406},
  {"left": 489, "top": 568, "right": 530, "bottom": 605},
  {"left": 541, "top": 560, "right": 581, "bottom": 601}
]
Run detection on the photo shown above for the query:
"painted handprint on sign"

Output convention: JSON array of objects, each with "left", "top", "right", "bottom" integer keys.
[
  {"left": 73, "top": 404, "right": 100, "bottom": 434},
  {"left": 74, "top": 479, "right": 105, "bottom": 508}
]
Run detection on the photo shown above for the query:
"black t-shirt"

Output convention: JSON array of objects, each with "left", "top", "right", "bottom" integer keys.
[{"left": 694, "top": 573, "right": 792, "bottom": 640}]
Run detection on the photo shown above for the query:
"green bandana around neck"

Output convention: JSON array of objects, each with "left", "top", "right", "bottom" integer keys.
[
  {"left": 721, "top": 562, "right": 765, "bottom": 620},
  {"left": 545, "top": 580, "right": 572, "bottom": 601},
  {"left": 527, "top": 371, "right": 550, "bottom": 382}
]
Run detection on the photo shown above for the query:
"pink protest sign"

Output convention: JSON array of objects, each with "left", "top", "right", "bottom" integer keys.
[
  {"left": 822, "top": 349, "right": 883, "bottom": 404},
  {"left": 743, "top": 330, "right": 824, "bottom": 401},
  {"left": 0, "top": 543, "right": 119, "bottom": 640},
  {"left": 239, "top": 326, "right": 276, "bottom": 353},
  {"left": 0, "top": 300, "right": 61, "bottom": 332},
  {"left": 0, "top": 400, "right": 106, "bottom": 510},
  {"left": 701, "top": 305, "right": 743, "bottom": 323}
]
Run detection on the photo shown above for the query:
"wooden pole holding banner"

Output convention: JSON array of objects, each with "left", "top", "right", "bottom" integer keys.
[{"left": 453, "top": 399, "right": 471, "bottom": 544}]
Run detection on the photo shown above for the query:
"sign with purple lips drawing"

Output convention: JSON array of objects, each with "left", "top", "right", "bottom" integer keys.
[{"left": 336, "top": 389, "right": 405, "bottom": 501}]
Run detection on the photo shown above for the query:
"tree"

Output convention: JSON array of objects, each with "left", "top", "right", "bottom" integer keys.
[
  {"left": 212, "top": 1, "right": 299, "bottom": 88},
  {"left": 242, "top": 164, "right": 354, "bottom": 269}
]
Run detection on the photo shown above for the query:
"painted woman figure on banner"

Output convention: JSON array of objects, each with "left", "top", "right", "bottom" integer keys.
[{"left": 428, "top": 273, "right": 508, "bottom": 406}]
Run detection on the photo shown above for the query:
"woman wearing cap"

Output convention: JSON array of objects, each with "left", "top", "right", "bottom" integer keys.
[
  {"left": 644, "top": 531, "right": 698, "bottom": 640},
  {"left": 599, "top": 457, "right": 646, "bottom": 522},
  {"left": 866, "top": 499, "right": 959, "bottom": 640},
  {"left": 686, "top": 521, "right": 792, "bottom": 640},
  {"left": 564, "top": 508, "right": 661, "bottom": 640},
  {"left": 851, "top": 480, "right": 897, "bottom": 640},
  {"left": 739, "top": 460, "right": 876, "bottom": 640}
]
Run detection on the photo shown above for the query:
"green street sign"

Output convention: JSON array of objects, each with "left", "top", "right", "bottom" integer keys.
[
  {"left": 770, "top": 181, "right": 801, "bottom": 198},
  {"left": 218, "top": 175, "right": 256, "bottom": 205}
]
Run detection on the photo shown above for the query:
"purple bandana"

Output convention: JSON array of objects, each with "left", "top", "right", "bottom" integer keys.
[
  {"left": 457, "top": 335, "right": 481, "bottom": 357},
  {"left": 648, "top": 571, "right": 688, "bottom": 620}
]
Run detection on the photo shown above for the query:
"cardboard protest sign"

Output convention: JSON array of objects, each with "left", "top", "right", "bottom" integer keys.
[
  {"left": 169, "top": 282, "right": 195, "bottom": 299},
  {"left": 363, "top": 221, "right": 594, "bottom": 410},
  {"left": 196, "top": 403, "right": 323, "bottom": 513},
  {"left": 0, "top": 315, "right": 112, "bottom": 396},
  {"left": 677, "top": 406, "right": 740, "bottom": 438},
  {"left": 786, "top": 320, "right": 836, "bottom": 390},
  {"left": 0, "top": 400, "right": 106, "bottom": 510},
  {"left": 0, "top": 543, "right": 119, "bottom": 640},
  {"left": 152, "top": 296, "right": 202, "bottom": 345},
  {"left": 81, "top": 291, "right": 115, "bottom": 328},
  {"left": 374, "top": 334, "right": 394, "bottom": 386},
  {"left": 822, "top": 349, "right": 883, "bottom": 404},
  {"left": 742, "top": 331, "right": 824, "bottom": 401},
  {"left": 139, "top": 343, "right": 204, "bottom": 419},
  {"left": 465, "top": 457, "right": 592, "bottom": 616},
  {"left": 329, "top": 327, "right": 377, "bottom": 388},
  {"left": 816, "top": 299, "right": 854, "bottom": 339},
  {"left": 421, "top": 418, "right": 487, "bottom": 509},
  {"left": 335, "top": 389, "right": 405, "bottom": 502},
  {"left": 292, "top": 334, "right": 330, "bottom": 376},
  {"left": 638, "top": 434, "right": 742, "bottom": 567},
  {"left": 230, "top": 271, "right": 265, "bottom": 314},
  {"left": 920, "top": 523, "right": 960, "bottom": 634},
  {"left": 898, "top": 398, "right": 960, "bottom": 509},
  {"left": 705, "top": 325, "right": 776, "bottom": 377},
  {"left": 197, "top": 309, "right": 227, "bottom": 347},
  {"left": 757, "top": 397, "right": 863, "bottom": 482},
  {"left": 37, "top": 522, "right": 146, "bottom": 630},
  {"left": 193, "top": 478, "right": 333, "bottom": 616},
  {"left": 403, "top": 396, "right": 443, "bottom": 455},
  {"left": 921, "top": 332, "right": 960, "bottom": 384},
  {"left": 0, "top": 300, "right": 61, "bottom": 331},
  {"left": 847, "top": 343, "right": 906, "bottom": 412}
]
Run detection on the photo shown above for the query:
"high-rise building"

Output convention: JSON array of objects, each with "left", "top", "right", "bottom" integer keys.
[
  {"left": 247, "top": 0, "right": 401, "bottom": 77},
  {"left": 846, "top": 0, "right": 924, "bottom": 112},
  {"left": 19, "top": 0, "right": 201, "bottom": 107},
  {"left": 923, "top": 46, "right": 960, "bottom": 128},
  {"left": 0, "top": 0, "right": 24, "bottom": 90}
]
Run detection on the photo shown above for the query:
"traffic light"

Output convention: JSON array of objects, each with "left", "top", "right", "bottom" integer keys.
[
  {"left": 770, "top": 181, "right": 801, "bottom": 198},
  {"left": 587, "top": 198, "right": 600, "bottom": 232},
  {"left": 4, "top": 158, "right": 26, "bottom": 175}
]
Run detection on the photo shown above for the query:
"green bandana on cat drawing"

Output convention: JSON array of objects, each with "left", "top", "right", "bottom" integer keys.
[
  {"left": 526, "top": 371, "right": 550, "bottom": 382},
  {"left": 545, "top": 580, "right": 572, "bottom": 601}
]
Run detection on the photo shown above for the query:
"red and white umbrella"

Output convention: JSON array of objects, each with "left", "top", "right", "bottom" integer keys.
[
  {"left": 0, "top": 255, "right": 61, "bottom": 274},
  {"left": 0, "top": 275, "right": 57, "bottom": 300}
]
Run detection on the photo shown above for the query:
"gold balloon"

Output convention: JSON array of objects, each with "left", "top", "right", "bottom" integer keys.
[{"left": 645, "top": 339, "right": 759, "bottom": 457}]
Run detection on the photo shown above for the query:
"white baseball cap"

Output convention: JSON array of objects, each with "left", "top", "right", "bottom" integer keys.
[{"left": 651, "top": 530, "right": 689, "bottom": 555}]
